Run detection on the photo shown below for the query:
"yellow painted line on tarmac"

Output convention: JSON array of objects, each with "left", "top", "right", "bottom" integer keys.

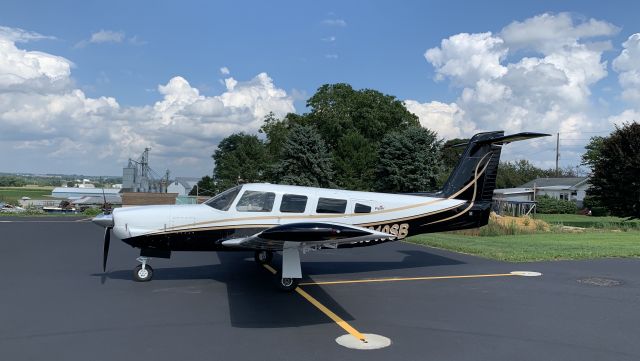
[
  {"left": 298, "top": 273, "right": 517, "bottom": 286},
  {"left": 263, "top": 264, "right": 278, "bottom": 275},
  {"left": 262, "top": 264, "right": 367, "bottom": 343},
  {"left": 295, "top": 287, "right": 367, "bottom": 342}
]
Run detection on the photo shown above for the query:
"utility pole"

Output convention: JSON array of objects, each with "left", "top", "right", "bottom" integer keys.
[{"left": 555, "top": 132, "right": 560, "bottom": 177}]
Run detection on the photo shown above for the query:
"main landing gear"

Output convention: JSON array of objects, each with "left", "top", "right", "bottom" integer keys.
[
  {"left": 277, "top": 273, "right": 299, "bottom": 291},
  {"left": 254, "top": 248, "right": 301, "bottom": 291},
  {"left": 133, "top": 256, "right": 153, "bottom": 282}
]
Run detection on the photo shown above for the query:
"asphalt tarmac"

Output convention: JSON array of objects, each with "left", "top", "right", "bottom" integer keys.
[{"left": 1, "top": 217, "right": 639, "bottom": 361}]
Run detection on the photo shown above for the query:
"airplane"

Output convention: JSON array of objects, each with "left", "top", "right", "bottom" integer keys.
[{"left": 93, "top": 130, "right": 548, "bottom": 290}]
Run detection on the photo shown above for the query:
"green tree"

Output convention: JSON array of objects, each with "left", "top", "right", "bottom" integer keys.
[
  {"left": 333, "top": 131, "right": 377, "bottom": 191},
  {"left": 376, "top": 127, "right": 442, "bottom": 192},
  {"left": 189, "top": 175, "right": 216, "bottom": 196},
  {"left": 306, "top": 83, "right": 419, "bottom": 148},
  {"left": 581, "top": 136, "right": 606, "bottom": 170},
  {"left": 588, "top": 122, "right": 640, "bottom": 218},
  {"left": 0, "top": 176, "right": 27, "bottom": 187},
  {"left": 259, "top": 112, "right": 307, "bottom": 181},
  {"left": 212, "top": 133, "right": 268, "bottom": 191},
  {"left": 441, "top": 138, "right": 469, "bottom": 170},
  {"left": 438, "top": 138, "right": 469, "bottom": 187},
  {"left": 274, "top": 124, "right": 335, "bottom": 188},
  {"left": 496, "top": 160, "right": 550, "bottom": 189}
]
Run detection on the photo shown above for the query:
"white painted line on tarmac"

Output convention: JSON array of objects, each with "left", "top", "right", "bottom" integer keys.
[{"left": 511, "top": 271, "right": 543, "bottom": 277}]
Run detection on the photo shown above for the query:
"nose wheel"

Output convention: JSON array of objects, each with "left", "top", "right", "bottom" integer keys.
[
  {"left": 133, "top": 256, "right": 153, "bottom": 282},
  {"left": 254, "top": 250, "right": 274, "bottom": 265}
]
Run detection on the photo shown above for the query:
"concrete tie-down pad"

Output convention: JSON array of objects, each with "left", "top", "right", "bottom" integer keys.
[{"left": 336, "top": 333, "right": 391, "bottom": 350}]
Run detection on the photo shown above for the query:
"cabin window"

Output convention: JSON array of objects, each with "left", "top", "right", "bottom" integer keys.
[
  {"left": 236, "top": 191, "right": 276, "bottom": 212},
  {"left": 354, "top": 203, "right": 372, "bottom": 213},
  {"left": 280, "top": 194, "right": 308, "bottom": 213},
  {"left": 316, "top": 198, "right": 347, "bottom": 214},
  {"left": 205, "top": 186, "right": 241, "bottom": 211}
]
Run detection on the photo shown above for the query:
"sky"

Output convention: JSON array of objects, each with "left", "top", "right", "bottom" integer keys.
[{"left": 1, "top": 0, "right": 639, "bottom": 177}]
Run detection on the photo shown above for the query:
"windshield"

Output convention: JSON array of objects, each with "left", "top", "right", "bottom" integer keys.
[{"left": 204, "top": 186, "right": 241, "bottom": 211}]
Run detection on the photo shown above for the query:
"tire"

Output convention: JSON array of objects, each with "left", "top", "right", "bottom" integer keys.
[
  {"left": 276, "top": 273, "right": 299, "bottom": 292},
  {"left": 254, "top": 250, "right": 273, "bottom": 265},
  {"left": 133, "top": 264, "right": 154, "bottom": 282}
]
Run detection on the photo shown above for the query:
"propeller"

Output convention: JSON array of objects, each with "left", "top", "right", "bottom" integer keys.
[{"left": 103, "top": 226, "right": 112, "bottom": 272}]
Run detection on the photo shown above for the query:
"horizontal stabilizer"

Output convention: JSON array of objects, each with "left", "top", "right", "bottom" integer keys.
[
  {"left": 450, "top": 132, "right": 550, "bottom": 148},
  {"left": 476, "top": 132, "right": 550, "bottom": 145}
]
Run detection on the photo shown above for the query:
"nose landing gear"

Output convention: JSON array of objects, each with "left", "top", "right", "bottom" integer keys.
[
  {"left": 133, "top": 256, "right": 153, "bottom": 282},
  {"left": 254, "top": 250, "right": 274, "bottom": 265}
]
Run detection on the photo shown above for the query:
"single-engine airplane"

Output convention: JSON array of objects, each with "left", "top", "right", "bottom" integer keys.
[{"left": 93, "top": 131, "right": 548, "bottom": 290}]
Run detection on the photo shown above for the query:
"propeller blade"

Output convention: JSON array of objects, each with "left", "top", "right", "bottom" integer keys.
[{"left": 103, "top": 227, "right": 111, "bottom": 272}]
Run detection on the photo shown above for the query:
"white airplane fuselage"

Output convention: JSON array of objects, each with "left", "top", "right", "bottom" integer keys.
[{"left": 111, "top": 183, "right": 468, "bottom": 249}]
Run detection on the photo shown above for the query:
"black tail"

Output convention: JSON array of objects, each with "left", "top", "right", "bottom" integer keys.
[{"left": 441, "top": 131, "right": 549, "bottom": 202}]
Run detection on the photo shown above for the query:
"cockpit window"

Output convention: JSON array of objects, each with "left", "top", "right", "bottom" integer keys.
[
  {"left": 205, "top": 186, "right": 241, "bottom": 211},
  {"left": 236, "top": 191, "right": 276, "bottom": 212}
]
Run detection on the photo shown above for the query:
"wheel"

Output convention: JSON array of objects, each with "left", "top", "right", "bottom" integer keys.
[
  {"left": 254, "top": 250, "right": 273, "bottom": 265},
  {"left": 276, "top": 274, "right": 299, "bottom": 291},
  {"left": 133, "top": 264, "right": 154, "bottom": 282}
]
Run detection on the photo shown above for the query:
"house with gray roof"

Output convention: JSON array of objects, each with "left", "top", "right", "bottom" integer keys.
[
  {"left": 520, "top": 177, "right": 590, "bottom": 206},
  {"left": 493, "top": 177, "right": 591, "bottom": 214},
  {"left": 167, "top": 177, "right": 200, "bottom": 196}
]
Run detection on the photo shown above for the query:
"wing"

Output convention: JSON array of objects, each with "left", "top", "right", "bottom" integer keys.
[{"left": 221, "top": 222, "right": 393, "bottom": 251}]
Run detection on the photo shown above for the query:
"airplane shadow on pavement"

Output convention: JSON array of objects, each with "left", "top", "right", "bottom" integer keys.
[{"left": 94, "top": 245, "right": 463, "bottom": 329}]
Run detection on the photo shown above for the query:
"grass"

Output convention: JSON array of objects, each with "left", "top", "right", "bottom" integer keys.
[
  {"left": 535, "top": 213, "right": 640, "bottom": 230},
  {"left": 0, "top": 186, "right": 54, "bottom": 205},
  {"left": 406, "top": 231, "right": 640, "bottom": 262}
]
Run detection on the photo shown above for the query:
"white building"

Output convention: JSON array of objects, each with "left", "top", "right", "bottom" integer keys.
[
  {"left": 493, "top": 177, "right": 591, "bottom": 209},
  {"left": 520, "top": 177, "right": 590, "bottom": 206},
  {"left": 52, "top": 187, "right": 121, "bottom": 200},
  {"left": 167, "top": 177, "right": 200, "bottom": 196},
  {"left": 76, "top": 179, "right": 95, "bottom": 188}
]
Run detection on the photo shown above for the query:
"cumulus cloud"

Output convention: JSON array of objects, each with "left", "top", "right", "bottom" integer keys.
[
  {"left": 0, "top": 36, "right": 73, "bottom": 92},
  {"left": 219, "top": 66, "right": 230, "bottom": 75},
  {"left": 612, "top": 33, "right": 640, "bottom": 104},
  {"left": 608, "top": 109, "right": 640, "bottom": 126},
  {"left": 410, "top": 13, "right": 622, "bottom": 166},
  {"left": 425, "top": 32, "right": 507, "bottom": 86},
  {"left": 403, "top": 100, "right": 475, "bottom": 139},
  {"left": 500, "top": 13, "right": 619, "bottom": 53},
  {"left": 0, "top": 26, "right": 295, "bottom": 175}
]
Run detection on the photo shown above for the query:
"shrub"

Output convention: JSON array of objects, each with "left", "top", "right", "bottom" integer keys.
[
  {"left": 536, "top": 195, "right": 577, "bottom": 214},
  {"left": 82, "top": 208, "right": 103, "bottom": 217},
  {"left": 582, "top": 195, "right": 603, "bottom": 210},
  {"left": 590, "top": 207, "right": 609, "bottom": 217}
]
